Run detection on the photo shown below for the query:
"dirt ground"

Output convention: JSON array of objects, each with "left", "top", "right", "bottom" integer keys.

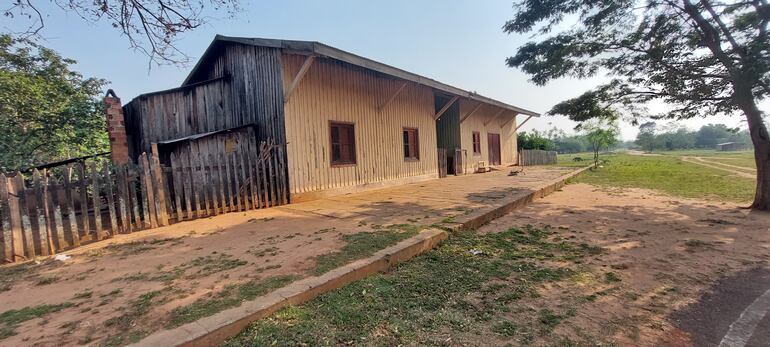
[
  {"left": 478, "top": 183, "right": 770, "bottom": 346},
  {"left": 0, "top": 209, "right": 369, "bottom": 346},
  {"left": 0, "top": 166, "right": 574, "bottom": 347}
]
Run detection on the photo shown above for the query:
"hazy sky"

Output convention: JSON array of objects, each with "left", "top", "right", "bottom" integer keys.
[{"left": 9, "top": 0, "right": 755, "bottom": 140}]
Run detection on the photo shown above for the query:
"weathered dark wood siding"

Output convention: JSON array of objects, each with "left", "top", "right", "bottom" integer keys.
[{"left": 123, "top": 43, "right": 285, "bottom": 159}]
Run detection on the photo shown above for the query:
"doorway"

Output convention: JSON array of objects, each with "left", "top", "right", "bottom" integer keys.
[{"left": 487, "top": 133, "right": 501, "bottom": 165}]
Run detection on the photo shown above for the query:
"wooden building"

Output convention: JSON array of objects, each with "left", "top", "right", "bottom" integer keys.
[{"left": 121, "top": 36, "right": 539, "bottom": 203}]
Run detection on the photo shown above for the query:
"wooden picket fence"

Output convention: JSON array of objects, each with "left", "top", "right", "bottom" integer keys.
[
  {"left": 0, "top": 140, "right": 287, "bottom": 263},
  {"left": 519, "top": 149, "right": 558, "bottom": 166}
]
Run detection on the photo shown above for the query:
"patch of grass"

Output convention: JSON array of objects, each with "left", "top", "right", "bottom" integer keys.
[
  {"left": 120, "top": 253, "right": 247, "bottom": 284},
  {"left": 491, "top": 320, "right": 518, "bottom": 336},
  {"left": 35, "top": 276, "right": 59, "bottom": 286},
  {"left": 102, "top": 289, "right": 172, "bottom": 346},
  {"left": 573, "top": 153, "right": 754, "bottom": 202},
  {"left": 311, "top": 226, "right": 421, "bottom": 275},
  {"left": 604, "top": 272, "right": 622, "bottom": 283},
  {"left": 72, "top": 290, "right": 93, "bottom": 300},
  {"left": 103, "top": 237, "right": 186, "bottom": 257},
  {"left": 0, "top": 303, "right": 74, "bottom": 340},
  {"left": 684, "top": 239, "right": 713, "bottom": 252},
  {"left": 225, "top": 226, "right": 603, "bottom": 346},
  {"left": 538, "top": 308, "right": 568, "bottom": 333},
  {"left": 168, "top": 275, "right": 298, "bottom": 328},
  {"left": 0, "top": 262, "right": 39, "bottom": 292},
  {"left": 248, "top": 247, "right": 279, "bottom": 257}
]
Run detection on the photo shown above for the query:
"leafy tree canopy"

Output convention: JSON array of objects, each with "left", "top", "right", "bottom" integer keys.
[
  {"left": 518, "top": 130, "right": 557, "bottom": 151},
  {"left": 506, "top": 0, "right": 768, "bottom": 122},
  {"left": 582, "top": 119, "right": 620, "bottom": 165},
  {"left": 505, "top": 0, "right": 770, "bottom": 209},
  {"left": 0, "top": 35, "right": 107, "bottom": 171}
]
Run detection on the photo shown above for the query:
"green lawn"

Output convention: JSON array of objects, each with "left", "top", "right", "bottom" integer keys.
[
  {"left": 653, "top": 149, "right": 756, "bottom": 170},
  {"left": 555, "top": 152, "right": 598, "bottom": 167},
  {"left": 570, "top": 153, "right": 754, "bottom": 203},
  {"left": 225, "top": 227, "right": 611, "bottom": 346}
]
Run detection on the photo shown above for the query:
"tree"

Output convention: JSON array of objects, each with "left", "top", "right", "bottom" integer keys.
[
  {"left": 636, "top": 122, "right": 659, "bottom": 152},
  {"left": 553, "top": 136, "right": 586, "bottom": 153},
  {"left": 518, "top": 130, "right": 556, "bottom": 151},
  {"left": 696, "top": 123, "right": 736, "bottom": 148},
  {"left": 505, "top": 0, "right": 770, "bottom": 209},
  {"left": 661, "top": 127, "right": 697, "bottom": 150},
  {"left": 0, "top": 35, "right": 107, "bottom": 170},
  {"left": 4, "top": 0, "right": 240, "bottom": 65},
  {"left": 583, "top": 120, "right": 620, "bottom": 166}
]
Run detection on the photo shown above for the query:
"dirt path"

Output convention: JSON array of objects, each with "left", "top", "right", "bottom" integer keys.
[
  {"left": 681, "top": 156, "right": 756, "bottom": 179},
  {"left": 627, "top": 150, "right": 662, "bottom": 156},
  {"left": 694, "top": 156, "right": 756, "bottom": 172},
  {"left": 477, "top": 183, "right": 770, "bottom": 346}
]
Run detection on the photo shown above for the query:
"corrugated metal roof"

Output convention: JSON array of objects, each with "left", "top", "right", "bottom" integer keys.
[{"left": 182, "top": 35, "right": 540, "bottom": 117}]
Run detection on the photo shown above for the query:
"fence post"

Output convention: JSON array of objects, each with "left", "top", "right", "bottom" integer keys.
[
  {"left": 90, "top": 161, "right": 104, "bottom": 240},
  {"left": 103, "top": 165, "right": 119, "bottom": 236},
  {"left": 139, "top": 153, "right": 158, "bottom": 229},
  {"left": 63, "top": 165, "right": 80, "bottom": 247},
  {"left": 5, "top": 174, "right": 24, "bottom": 261},
  {"left": 0, "top": 174, "right": 12, "bottom": 262},
  {"left": 150, "top": 145, "right": 170, "bottom": 226},
  {"left": 76, "top": 163, "right": 90, "bottom": 241}
]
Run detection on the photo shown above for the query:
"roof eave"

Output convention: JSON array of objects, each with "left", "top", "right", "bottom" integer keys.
[{"left": 183, "top": 35, "right": 540, "bottom": 117}]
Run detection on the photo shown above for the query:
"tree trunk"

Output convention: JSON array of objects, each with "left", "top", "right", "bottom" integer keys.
[{"left": 734, "top": 81, "right": 770, "bottom": 210}]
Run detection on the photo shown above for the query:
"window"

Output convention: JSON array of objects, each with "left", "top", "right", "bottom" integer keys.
[
  {"left": 403, "top": 127, "right": 419, "bottom": 160},
  {"left": 472, "top": 131, "right": 481, "bottom": 154},
  {"left": 330, "top": 122, "right": 356, "bottom": 166}
]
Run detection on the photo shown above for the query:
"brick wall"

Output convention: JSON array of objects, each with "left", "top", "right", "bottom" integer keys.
[{"left": 104, "top": 94, "right": 129, "bottom": 165}]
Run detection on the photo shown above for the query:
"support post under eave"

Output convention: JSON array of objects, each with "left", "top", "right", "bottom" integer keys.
[
  {"left": 515, "top": 115, "right": 534, "bottom": 131},
  {"left": 501, "top": 112, "right": 519, "bottom": 127},
  {"left": 379, "top": 81, "right": 409, "bottom": 111},
  {"left": 434, "top": 95, "right": 459, "bottom": 120},
  {"left": 484, "top": 109, "right": 506, "bottom": 126},
  {"left": 459, "top": 102, "right": 483, "bottom": 123},
  {"left": 284, "top": 55, "right": 316, "bottom": 103}
]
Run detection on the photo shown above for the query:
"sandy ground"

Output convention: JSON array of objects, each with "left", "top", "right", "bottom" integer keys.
[
  {"left": 0, "top": 209, "right": 367, "bottom": 347},
  {"left": 0, "top": 166, "right": 574, "bottom": 347},
  {"left": 478, "top": 183, "right": 770, "bottom": 346}
]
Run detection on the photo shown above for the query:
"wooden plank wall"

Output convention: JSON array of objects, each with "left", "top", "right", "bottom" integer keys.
[
  {"left": 123, "top": 79, "right": 229, "bottom": 159},
  {"left": 459, "top": 100, "right": 518, "bottom": 173},
  {"left": 282, "top": 54, "right": 439, "bottom": 197},
  {"left": 520, "top": 150, "right": 558, "bottom": 166},
  {"left": 123, "top": 42, "right": 289, "bottom": 201},
  {"left": 0, "top": 140, "right": 287, "bottom": 263}
]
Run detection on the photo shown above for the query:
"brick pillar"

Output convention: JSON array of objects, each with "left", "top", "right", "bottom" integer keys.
[{"left": 104, "top": 90, "right": 129, "bottom": 165}]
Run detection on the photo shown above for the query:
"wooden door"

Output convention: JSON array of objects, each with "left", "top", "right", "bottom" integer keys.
[{"left": 487, "top": 133, "right": 501, "bottom": 165}]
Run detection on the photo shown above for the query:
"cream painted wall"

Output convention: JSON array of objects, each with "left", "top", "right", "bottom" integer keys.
[
  {"left": 282, "top": 54, "right": 439, "bottom": 199},
  {"left": 458, "top": 100, "right": 518, "bottom": 174}
]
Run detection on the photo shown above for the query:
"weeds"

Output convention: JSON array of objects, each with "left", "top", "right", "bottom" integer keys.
[
  {"left": 0, "top": 303, "right": 74, "bottom": 340},
  {"left": 226, "top": 226, "right": 604, "bottom": 346},
  {"left": 167, "top": 275, "right": 298, "bottom": 328},
  {"left": 311, "top": 226, "right": 420, "bottom": 275}
]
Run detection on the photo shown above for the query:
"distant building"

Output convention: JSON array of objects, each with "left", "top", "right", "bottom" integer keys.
[{"left": 716, "top": 142, "right": 745, "bottom": 151}]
